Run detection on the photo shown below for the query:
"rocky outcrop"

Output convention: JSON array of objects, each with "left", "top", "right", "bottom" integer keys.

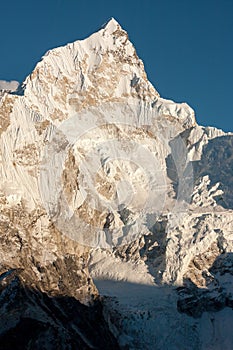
[
  {"left": 177, "top": 252, "right": 233, "bottom": 317},
  {"left": 0, "top": 270, "right": 119, "bottom": 350},
  {"left": 0, "top": 192, "right": 97, "bottom": 303},
  {"left": 0, "top": 18, "right": 233, "bottom": 349}
]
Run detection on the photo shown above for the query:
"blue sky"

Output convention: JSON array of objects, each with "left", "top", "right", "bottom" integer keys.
[{"left": 1, "top": 0, "right": 232, "bottom": 131}]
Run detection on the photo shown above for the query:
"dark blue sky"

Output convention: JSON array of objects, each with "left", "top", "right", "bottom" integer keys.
[{"left": 1, "top": 0, "right": 232, "bottom": 131}]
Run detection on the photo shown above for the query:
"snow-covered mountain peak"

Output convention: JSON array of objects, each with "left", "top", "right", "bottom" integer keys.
[
  {"left": 102, "top": 17, "right": 122, "bottom": 33},
  {"left": 22, "top": 18, "right": 161, "bottom": 125},
  {"left": 0, "top": 19, "right": 233, "bottom": 350}
]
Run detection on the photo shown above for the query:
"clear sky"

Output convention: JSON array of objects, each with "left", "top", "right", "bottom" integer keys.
[{"left": 1, "top": 0, "right": 232, "bottom": 131}]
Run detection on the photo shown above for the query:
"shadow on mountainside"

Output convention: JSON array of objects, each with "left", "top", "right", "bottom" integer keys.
[
  {"left": 166, "top": 133, "right": 233, "bottom": 210},
  {"left": 139, "top": 215, "right": 168, "bottom": 284},
  {"left": 192, "top": 135, "right": 233, "bottom": 209},
  {"left": 0, "top": 271, "right": 119, "bottom": 350},
  {"left": 94, "top": 251, "right": 233, "bottom": 319},
  {"left": 177, "top": 252, "right": 233, "bottom": 318},
  {"left": 90, "top": 254, "right": 233, "bottom": 350}
]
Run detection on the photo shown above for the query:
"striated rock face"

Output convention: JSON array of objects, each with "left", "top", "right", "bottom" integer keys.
[
  {"left": 0, "top": 18, "right": 233, "bottom": 349},
  {"left": 0, "top": 193, "right": 97, "bottom": 302}
]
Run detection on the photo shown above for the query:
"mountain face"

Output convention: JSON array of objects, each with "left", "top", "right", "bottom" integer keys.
[{"left": 0, "top": 18, "right": 233, "bottom": 349}]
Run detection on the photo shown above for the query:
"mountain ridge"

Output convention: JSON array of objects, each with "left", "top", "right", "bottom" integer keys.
[{"left": 0, "top": 19, "right": 232, "bottom": 349}]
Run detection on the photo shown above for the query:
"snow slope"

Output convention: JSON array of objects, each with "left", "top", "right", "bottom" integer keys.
[{"left": 0, "top": 18, "right": 233, "bottom": 349}]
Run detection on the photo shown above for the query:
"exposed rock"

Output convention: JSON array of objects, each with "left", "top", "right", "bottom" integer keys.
[
  {"left": 177, "top": 253, "right": 233, "bottom": 318},
  {"left": 0, "top": 270, "right": 119, "bottom": 350},
  {"left": 0, "top": 18, "right": 233, "bottom": 349}
]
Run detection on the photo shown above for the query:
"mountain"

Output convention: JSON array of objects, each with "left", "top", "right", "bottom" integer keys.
[{"left": 0, "top": 18, "right": 233, "bottom": 349}]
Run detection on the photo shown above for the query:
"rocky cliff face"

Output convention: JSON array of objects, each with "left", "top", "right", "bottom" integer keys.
[{"left": 0, "top": 18, "right": 233, "bottom": 349}]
